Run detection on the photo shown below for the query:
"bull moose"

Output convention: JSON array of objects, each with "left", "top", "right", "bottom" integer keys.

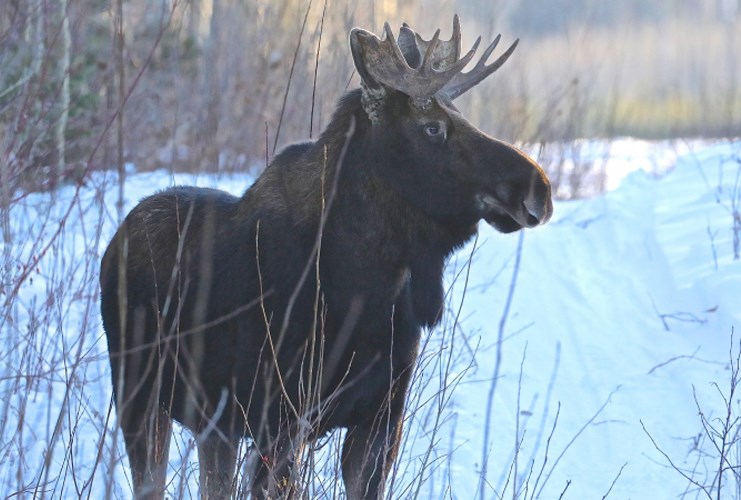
[{"left": 100, "top": 15, "right": 552, "bottom": 500}]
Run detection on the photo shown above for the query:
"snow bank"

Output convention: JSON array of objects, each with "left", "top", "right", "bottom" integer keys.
[{"left": 433, "top": 140, "right": 740, "bottom": 498}]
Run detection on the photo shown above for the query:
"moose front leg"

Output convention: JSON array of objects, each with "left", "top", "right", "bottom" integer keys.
[
  {"left": 123, "top": 403, "right": 172, "bottom": 500},
  {"left": 249, "top": 425, "right": 309, "bottom": 500},
  {"left": 341, "top": 409, "right": 405, "bottom": 500},
  {"left": 197, "top": 431, "right": 240, "bottom": 499},
  {"left": 340, "top": 363, "right": 412, "bottom": 500}
]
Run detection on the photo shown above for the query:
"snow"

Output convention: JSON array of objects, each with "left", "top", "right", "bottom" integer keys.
[
  {"left": 434, "top": 140, "right": 741, "bottom": 498},
  {"left": 1, "top": 139, "right": 740, "bottom": 498}
]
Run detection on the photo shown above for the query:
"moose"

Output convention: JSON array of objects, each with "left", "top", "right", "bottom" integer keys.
[{"left": 100, "top": 15, "right": 552, "bottom": 500}]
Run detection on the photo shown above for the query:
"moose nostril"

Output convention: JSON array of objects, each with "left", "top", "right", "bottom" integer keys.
[
  {"left": 522, "top": 200, "right": 542, "bottom": 227},
  {"left": 523, "top": 193, "right": 551, "bottom": 226}
]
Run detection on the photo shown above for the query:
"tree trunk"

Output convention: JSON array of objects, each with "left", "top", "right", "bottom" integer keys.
[
  {"left": 199, "top": 0, "right": 221, "bottom": 171},
  {"left": 55, "top": 0, "right": 71, "bottom": 185}
]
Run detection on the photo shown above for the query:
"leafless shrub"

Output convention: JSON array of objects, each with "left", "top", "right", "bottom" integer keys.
[{"left": 643, "top": 329, "right": 741, "bottom": 500}]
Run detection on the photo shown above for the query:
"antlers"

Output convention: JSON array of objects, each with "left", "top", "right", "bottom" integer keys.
[
  {"left": 350, "top": 15, "right": 518, "bottom": 102},
  {"left": 351, "top": 22, "right": 477, "bottom": 100}
]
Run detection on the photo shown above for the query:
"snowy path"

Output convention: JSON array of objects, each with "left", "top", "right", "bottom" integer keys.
[{"left": 436, "top": 141, "right": 741, "bottom": 498}]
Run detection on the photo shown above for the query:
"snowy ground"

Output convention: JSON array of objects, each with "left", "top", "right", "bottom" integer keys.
[
  {"left": 1, "top": 139, "right": 739, "bottom": 499},
  {"left": 432, "top": 140, "right": 741, "bottom": 499}
]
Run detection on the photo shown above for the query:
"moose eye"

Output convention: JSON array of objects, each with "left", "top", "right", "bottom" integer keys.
[{"left": 423, "top": 122, "right": 446, "bottom": 140}]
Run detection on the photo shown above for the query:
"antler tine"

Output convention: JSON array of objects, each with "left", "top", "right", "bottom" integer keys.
[
  {"left": 480, "top": 34, "right": 502, "bottom": 65},
  {"left": 353, "top": 23, "right": 416, "bottom": 89},
  {"left": 410, "top": 15, "right": 461, "bottom": 69},
  {"left": 381, "top": 22, "right": 410, "bottom": 71},
  {"left": 420, "top": 29, "right": 442, "bottom": 72},
  {"left": 398, "top": 24, "right": 421, "bottom": 68},
  {"left": 442, "top": 37, "right": 519, "bottom": 100},
  {"left": 451, "top": 13, "right": 462, "bottom": 56},
  {"left": 449, "top": 37, "right": 480, "bottom": 73}
]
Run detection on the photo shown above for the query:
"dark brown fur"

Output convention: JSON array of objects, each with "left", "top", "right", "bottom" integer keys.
[{"left": 101, "top": 36, "right": 551, "bottom": 500}]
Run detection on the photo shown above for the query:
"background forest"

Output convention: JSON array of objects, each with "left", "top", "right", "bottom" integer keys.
[{"left": 1, "top": 0, "right": 740, "bottom": 195}]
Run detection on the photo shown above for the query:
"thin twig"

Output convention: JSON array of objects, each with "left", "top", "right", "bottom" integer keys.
[
  {"left": 647, "top": 347, "right": 701, "bottom": 375},
  {"left": 641, "top": 419, "right": 712, "bottom": 498},
  {"left": 557, "top": 479, "right": 571, "bottom": 499},
  {"left": 529, "top": 402, "right": 561, "bottom": 500},
  {"left": 309, "top": 0, "right": 328, "bottom": 138},
  {"left": 479, "top": 230, "right": 526, "bottom": 500},
  {"left": 273, "top": 0, "right": 313, "bottom": 154},
  {"left": 601, "top": 462, "right": 628, "bottom": 499},
  {"left": 513, "top": 343, "right": 529, "bottom": 499},
  {"left": 536, "top": 386, "right": 620, "bottom": 498}
]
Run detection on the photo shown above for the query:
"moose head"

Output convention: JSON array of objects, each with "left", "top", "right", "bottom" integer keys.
[{"left": 348, "top": 15, "right": 552, "bottom": 234}]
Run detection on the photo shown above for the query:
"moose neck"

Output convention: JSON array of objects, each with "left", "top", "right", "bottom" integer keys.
[
  {"left": 317, "top": 89, "right": 478, "bottom": 254},
  {"left": 306, "top": 90, "right": 478, "bottom": 329}
]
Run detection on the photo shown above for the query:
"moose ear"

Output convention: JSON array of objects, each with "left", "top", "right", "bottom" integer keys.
[
  {"left": 349, "top": 28, "right": 384, "bottom": 90},
  {"left": 350, "top": 27, "right": 389, "bottom": 123}
]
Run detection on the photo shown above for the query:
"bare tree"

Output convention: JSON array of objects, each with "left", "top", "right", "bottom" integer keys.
[
  {"left": 198, "top": 0, "right": 222, "bottom": 170},
  {"left": 56, "top": 0, "right": 71, "bottom": 183}
]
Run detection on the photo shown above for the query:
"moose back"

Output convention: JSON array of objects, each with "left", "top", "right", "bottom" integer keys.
[{"left": 100, "top": 15, "right": 552, "bottom": 500}]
